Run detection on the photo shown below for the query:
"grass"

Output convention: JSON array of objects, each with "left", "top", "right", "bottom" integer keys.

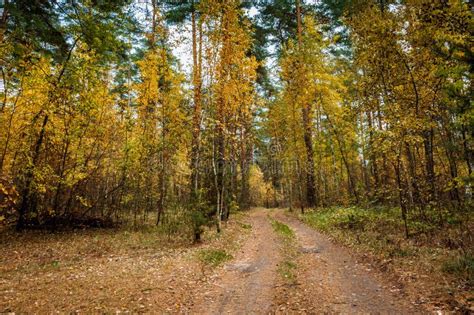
[
  {"left": 271, "top": 219, "right": 295, "bottom": 239},
  {"left": 237, "top": 221, "right": 252, "bottom": 230},
  {"left": 270, "top": 218, "right": 298, "bottom": 283},
  {"left": 442, "top": 254, "right": 474, "bottom": 287},
  {"left": 278, "top": 260, "right": 297, "bottom": 282},
  {"left": 198, "top": 249, "right": 233, "bottom": 267},
  {"left": 301, "top": 206, "right": 472, "bottom": 258}
]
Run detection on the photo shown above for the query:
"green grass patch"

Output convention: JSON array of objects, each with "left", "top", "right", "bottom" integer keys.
[
  {"left": 270, "top": 218, "right": 298, "bottom": 283},
  {"left": 271, "top": 219, "right": 295, "bottom": 239},
  {"left": 239, "top": 222, "right": 252, "bottom": 230},
  {"left": 278, "top": 260, "right": 297, "bottom": 282},
  {"left": 198, "top": 248, "right": 233, "bottom": 267}
]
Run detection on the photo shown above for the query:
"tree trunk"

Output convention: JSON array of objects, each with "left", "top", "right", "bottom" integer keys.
[
  {"left": 214, "top": 5, "right": 231, "bottom": 233},
  {"left": 394, "top": 154, "right": 409, "bottom": 239},
  {"left": 404, "top": 142, "right": 423, "bottom": 208},
  {"left": 240, "top": 127, "right": 250, "bottom": 210},
  {"left": 296, "top": 0, "right": 316, "bottom": 208},
  {"left": 423, "top": 128, "right": 436, "bottom": 202},
  {"left": 302, "top": 104, "right": 317, "bottom": 207},
  {"left": 190, "top": 4, "right": 202, "bottom": 199}
]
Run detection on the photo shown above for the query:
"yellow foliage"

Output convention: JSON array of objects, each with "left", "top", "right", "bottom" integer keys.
[{"left": 248, "top": 165, "right": 275, "bottom": 207}]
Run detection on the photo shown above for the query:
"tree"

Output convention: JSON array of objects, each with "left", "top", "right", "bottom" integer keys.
[{"left": 202, "top": 0, "right": 258, "bottom": 231}]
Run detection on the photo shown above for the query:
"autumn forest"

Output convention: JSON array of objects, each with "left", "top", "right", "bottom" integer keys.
[{"left": 0, "top": 0, "right": 473, "bottom": 313}]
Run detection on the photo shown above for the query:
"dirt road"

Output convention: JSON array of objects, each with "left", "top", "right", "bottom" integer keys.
[
  {"left": 1, "top": 208, "right": 422, "bottom": 313},
  {"left": 191, "top": 209, "right": 281, "bottom": 314},
  {"left": 274, "top": 210, "right": 419, "bottom": 313},
  {"left": 191, "top": 208, "right": 419, "bottom": 314}
]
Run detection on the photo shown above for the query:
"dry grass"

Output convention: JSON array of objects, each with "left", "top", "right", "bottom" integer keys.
[{"left": 0, "top": 212, "right": 250, "bottom": 313}]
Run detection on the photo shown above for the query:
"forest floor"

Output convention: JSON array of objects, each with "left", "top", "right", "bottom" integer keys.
[{"left": 0, "top": 208, "right": 468, "bottom": 313}]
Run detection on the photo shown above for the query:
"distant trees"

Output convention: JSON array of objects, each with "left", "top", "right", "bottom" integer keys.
[
  {"left": 193, "top": 0, "right": 258, "bottom": 235},
  {"left": 265, "top": 13, "right": 353, "bottom": 211}
]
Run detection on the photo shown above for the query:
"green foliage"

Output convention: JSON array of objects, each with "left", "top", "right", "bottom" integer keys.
[
  {"left": 6, "top": 0, "right": 133, "bottom": 61},
  {"left": 240, "top": 222, "right": 252, "bottom": 230},
  {"left": 158, "top": 205, "right": 192, "bottom": 238},
  {"left": 302, "top": 207, "right": 372, "bottom": 232},
  {"left": 229, "top": 199, "right": 240, "bottom": 215},
  {"left": 255, "top": 0, "right": 318, "bottom": 51},
  {"left": 188, "top": 193, "right": 214, "bottom": 241},
  {"left": 190, "top": 209, "right": 208, "bottom": 238},
  {"left": 301, "top": 206, "right": 454, "bottom": 236},
  {"left": 198, "top": 249, "right": 233, "bottom": 267},
  {"left": 301, "top": 206, "right": 473, "bottom": 285},
  {"left": 271, "top": 219, "right": 295, "bottom": 239}
]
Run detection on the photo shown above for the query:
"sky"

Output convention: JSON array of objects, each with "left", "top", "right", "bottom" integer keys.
[{"left": 166, "top": 5, "right": 260, "bottom": 78}]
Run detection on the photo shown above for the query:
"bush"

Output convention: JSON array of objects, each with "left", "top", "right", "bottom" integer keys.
[{"left": 0, "top": 176, "right": 19, "bottom": 226}]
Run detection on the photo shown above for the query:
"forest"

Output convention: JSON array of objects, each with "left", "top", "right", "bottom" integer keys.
[{"left": 0, "top": 0, "right": 473, "bottom": 313}]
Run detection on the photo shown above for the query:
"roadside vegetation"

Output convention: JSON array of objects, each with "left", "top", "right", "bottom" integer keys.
[{"left": 198, "top": 249, "right": 233, "bottom": 267}]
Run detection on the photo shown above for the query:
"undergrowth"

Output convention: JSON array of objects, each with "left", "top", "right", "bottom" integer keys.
[{"left": 442, "top": 254, "right": 474, "bottom": 287}]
